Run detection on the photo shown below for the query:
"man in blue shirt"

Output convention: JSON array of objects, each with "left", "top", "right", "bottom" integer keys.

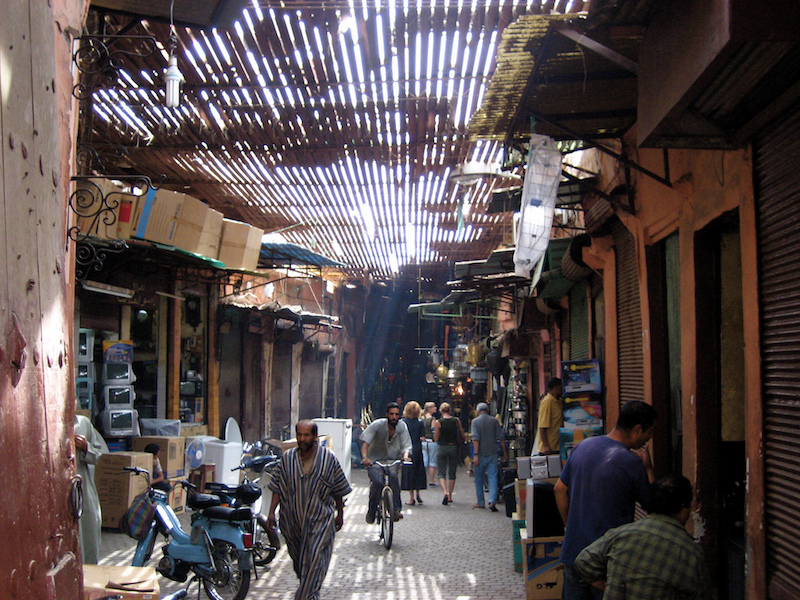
[
  {"left": 554, "top": 400, "right": 657, "bottom": 600},
  {"left": 470, "top": 402, "right": 507, "bottom": 511}
]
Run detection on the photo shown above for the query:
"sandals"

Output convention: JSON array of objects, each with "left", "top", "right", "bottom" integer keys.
[
  {"left": 416, "top": 496, "right": 423, "bottom": 504},
  {"left": 405, "top": 500, "right": 416, "bottom": 506},
  {"left": 472, "top": 503, "right": 486, "bottom": 509},
  {"left": 442, "top": 495, "right": 449, "bottom": 505}
]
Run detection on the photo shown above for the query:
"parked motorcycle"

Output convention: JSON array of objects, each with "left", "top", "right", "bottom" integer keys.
[
  {"left": 205, "top": 452, "right": 281, "bottom": 567},
  {"left": 123, "top": 467, "right": 253, "bottom": 600}
]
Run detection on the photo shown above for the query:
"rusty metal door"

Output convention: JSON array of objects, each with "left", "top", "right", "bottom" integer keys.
[
  {"left": 755, "top": 105, "right": 800, "bottom": 600},
  {"left": 0, "top": 0, "right": 85, "bottom": 598}
]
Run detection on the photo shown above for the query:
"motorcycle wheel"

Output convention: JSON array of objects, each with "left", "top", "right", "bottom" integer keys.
[
  {"left": 252, "top": 514, "right": 280, "bottom": 566},
  {"left": 202, "top": 539, "right": 251, "bottom": 600}
]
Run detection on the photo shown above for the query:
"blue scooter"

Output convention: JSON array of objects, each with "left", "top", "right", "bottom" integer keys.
[{"left": 123, "top": 467, "right": 253, "bottom": 600}]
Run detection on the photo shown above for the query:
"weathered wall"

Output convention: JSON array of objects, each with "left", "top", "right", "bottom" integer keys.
[{"left": 1, "top": 0, "right": 89, "bottom": 598}]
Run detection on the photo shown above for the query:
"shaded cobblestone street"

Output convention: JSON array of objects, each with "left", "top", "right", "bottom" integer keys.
[{"left": 100, "top": 465, "right": 525, "bottom": 599}]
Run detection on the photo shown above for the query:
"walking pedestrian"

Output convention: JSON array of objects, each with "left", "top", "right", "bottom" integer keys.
[
  {"left": 470, "top": 402, "right": 507, "bottom": 511},
  {"left": 433, "top": 402, "right": 464, "bottom": 505},
  {"left": 267, "top": 420, "right": 352, "bottom": 600},
  {"left": 422, "top": 401, "right": 439, "bottom": 487},
  {"left": 401, "top": 401, "right": 427, "bottom": 505}
]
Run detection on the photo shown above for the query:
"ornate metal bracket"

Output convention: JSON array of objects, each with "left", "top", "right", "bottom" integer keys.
[
  {"left": 76, "top": 143, "right": 132, "bottom": 173},
  {"left": 68, "top": 175, "right": 165, "bottom": 281},
  {"left": 72, "top": 34, "right": 158, "bottom": 100}
]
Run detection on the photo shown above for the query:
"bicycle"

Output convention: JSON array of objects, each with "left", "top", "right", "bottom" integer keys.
[{"left": 371, "top": 460, "right": 405, "bottom": 550}]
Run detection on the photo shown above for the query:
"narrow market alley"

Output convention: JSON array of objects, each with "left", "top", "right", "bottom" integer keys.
[{"left": 99, "top": 466, "right": 524, "bottom": 600}]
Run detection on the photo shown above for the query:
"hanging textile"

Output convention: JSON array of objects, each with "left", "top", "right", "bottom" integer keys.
[{"left": 514, "top": 134, "right": 562, "bottom": 277}]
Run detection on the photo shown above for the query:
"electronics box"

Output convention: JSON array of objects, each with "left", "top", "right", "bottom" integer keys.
[
  {"left": 172, "top": 195, "right": 224, "bottom": 258},
  {"left": 103, "top": 340, "right": 134, "bottom": 363},
  {"left": 522, "top": 534, "right": 564, "bottom": 600},
  {"left": 94, "top": 451, "right": 151, "bottom": 528},
  {"left": 131, "top": 188, "right": 184, "bottom": 245},
  {"left": 558, "top": 426, "right": 603, "bottom": 461},
  {"left": 217, "top": 218, "right": 264, "bottom": 271},
  {"left": 83, "top": 565, "right": 159, "bottom": 600},
  {"left": 167, "top": 477, "right": 187, "bottom": 513},
  {"left": 131, "top": 436, "right": 186, "bottom": 478},
  {"left": 202, "top": 439, "right": 244, "bottom": 486}
]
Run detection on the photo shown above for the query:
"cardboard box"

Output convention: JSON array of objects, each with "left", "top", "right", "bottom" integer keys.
[
  {"left": 217, "top": 218, "right": 264, "bottom": 271},
  {"left": 95, "top": 452, "right": 151, "bottom": 528},
  {"left": 131, "top": 188, "right": 184, "bottom": 245},
  {"left": 522, "top": 534, "right": 564, "bottom": 600},
  {"left": 131, "top": 436, "right": 186, "bottom": 478},
  {"left": 83, "top": 564, "right": 159, "bottom": 600},
  {"left": 281, "top": 434, "right": 332, "bottom": 452},
  {"left": 513, "top": 515, "right": 526, "bottom": 573},
  {"left": 115, "top": 193, "right": 139, "bottom": 239},
  {"left": 172, "top": 195, "right": 224, "bottom": 258},
  {"left": 515, "top": 481, "right": 527, "bottom": 520},
  {"left": 180, "top": 423, "right": 209, "bottom": 437},
  {"left": 559, "top": 426, "right": 603, "bottom": 461},
  {"left": 167, "top": 477, "right": 187, "bottom": 514}
]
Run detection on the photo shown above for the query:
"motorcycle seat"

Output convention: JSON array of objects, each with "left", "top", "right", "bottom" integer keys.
[
  {"left": 202, "top": 506, "right": 253, "bottom": 522},
  {"left": 187, "top": 493, "right": 223, "bottom": 510}
]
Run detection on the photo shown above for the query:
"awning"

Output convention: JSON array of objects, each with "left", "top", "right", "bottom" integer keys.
[{"left": 258, "top": 242, "right": 345, "bottom": 270}]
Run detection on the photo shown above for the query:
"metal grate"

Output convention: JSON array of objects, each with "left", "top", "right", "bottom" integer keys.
[{"left": 755, "top": 104, "right": 800, "bottom": 600}]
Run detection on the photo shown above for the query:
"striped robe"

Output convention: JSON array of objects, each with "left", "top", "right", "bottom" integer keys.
[{"left": 269, "top": 444, "right": 352, "bottom": 600}]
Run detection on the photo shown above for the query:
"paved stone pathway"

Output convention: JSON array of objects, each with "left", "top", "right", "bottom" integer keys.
[{"left": 99, "top": 465, "right": 526, "bottom": 599}]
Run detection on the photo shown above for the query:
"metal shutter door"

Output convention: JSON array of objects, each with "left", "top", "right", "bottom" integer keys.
[
  {"left": 755, "top": 107, "right": 800, "bottom": 600},
  {"left": 570, "top": 283, "right": 590, "bottom": 360},
  {"left": 613, "top": 218, "right": 644, "bottom": 404}
]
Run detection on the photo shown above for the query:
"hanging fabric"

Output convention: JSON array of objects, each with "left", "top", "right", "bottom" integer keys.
[{"left": 514, "top": 134, "right": 562, "bottom": 277}]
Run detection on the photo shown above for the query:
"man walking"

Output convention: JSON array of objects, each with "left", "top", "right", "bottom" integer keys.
[
  {"left": 554, "top": 400, "right": 657, "bottom": 600},
  {"left": 470, "top": 402, "right": 507, "bottom": 512},
  {"left": 534, "top": 377, "right": 563, "bottom": 455},
  {"left": 267, "top": 420, "right": 351, "bottom": 600},
  {"left": 360, "top": 402, "right": 411, "bottom": 522},
  {"left": 575, "top": 474, "right": 710, "bottom": 599}
]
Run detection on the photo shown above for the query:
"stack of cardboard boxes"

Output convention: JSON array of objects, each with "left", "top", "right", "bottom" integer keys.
[
  {"left": 74, "top": 179, "right": 264, "bottom": 271},
  {"left": 95, "top": 451, "right": 152, "bottom": 529},
  {"left": 131, "top": 435, "right": 187, "bottom": 514}
]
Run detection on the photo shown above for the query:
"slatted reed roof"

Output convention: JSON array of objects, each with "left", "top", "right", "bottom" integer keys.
[
  {"left": 83, "top": 0, "right": 588, "bottom": 281},
  {"left": 468, "top": 10, "right": 642, "bottom": 144}
]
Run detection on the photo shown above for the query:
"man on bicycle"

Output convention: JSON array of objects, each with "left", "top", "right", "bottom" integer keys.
[{"left": 360, "top": 402, "right": 412, "bottom": 523}]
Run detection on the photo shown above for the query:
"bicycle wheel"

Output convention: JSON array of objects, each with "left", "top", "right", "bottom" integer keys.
[
  {"left": 252, "top": 514, "right": 280, "bottom": 566},
  {"left": 380, "top": 486, "right": 394, "bottom": 550},
  {"left": 202, "top": 539, "right": 251, "bottom": 600}
]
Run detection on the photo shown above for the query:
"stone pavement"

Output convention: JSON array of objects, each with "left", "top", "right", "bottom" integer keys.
[{"left": 99, "top": 465, "right": 526, "bottom": 599}]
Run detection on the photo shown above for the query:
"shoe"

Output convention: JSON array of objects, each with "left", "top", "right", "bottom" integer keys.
[
  {"left": 405, "top": 500, "right": 416, "bottom": 506},
  {"left": 365, "top": 511, "right": 375, "bottom": 524},
  {"left": 416, "top": 496, "right": 423, "bottom": 504},
  {"left": 472, "top": 503, "right": 485, "bottom": 509},
  {"left": 393, "top": 511, "right": 403, "bottom": 522},
  {"left": 429, "top": 483, "right": 438, "bottom": 487},
  {"left": 488, "top": 503, "right": 498, "bottom": 512},
  {"left": 442, "top": 495, "right": 449, "bottom": 505}
]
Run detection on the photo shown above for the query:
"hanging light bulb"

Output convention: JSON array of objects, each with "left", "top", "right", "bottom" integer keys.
[
  {"left": 165, "top": 51, "right": 183, "bottom": 107},
  {"left": 164, "top": 0, "right": 183, "bottom": 108}
]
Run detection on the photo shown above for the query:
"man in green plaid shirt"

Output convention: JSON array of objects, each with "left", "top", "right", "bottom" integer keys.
[{"left": 574, "top": 474, "right": 710, "bottom": 599}]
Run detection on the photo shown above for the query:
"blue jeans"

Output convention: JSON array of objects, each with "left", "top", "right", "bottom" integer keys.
[
  {"left": 563, "top": 564, "right": 603, "bottom": 600},
  {"left": 473, "top": 454, "right": 499, "bottom": 506},
  {"left": 367, "top": 463, "right": 401, "bottom": 516}
]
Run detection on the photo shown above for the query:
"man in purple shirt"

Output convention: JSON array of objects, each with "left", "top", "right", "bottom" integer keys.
[{"left": 554, "top": 400, "right": 658, "bottom": 600}]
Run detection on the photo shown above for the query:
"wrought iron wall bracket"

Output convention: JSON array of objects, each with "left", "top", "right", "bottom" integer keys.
[
  {"left": 68, "top": 175, "right": 162, "bottom": 281},
  {"left": 72, "top": 34, "right": 158, "bottom": 99}
]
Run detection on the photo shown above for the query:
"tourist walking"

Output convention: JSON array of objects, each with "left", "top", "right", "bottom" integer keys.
[{"left": 401, "top": 401, "right": 427, "bottom": 504}]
